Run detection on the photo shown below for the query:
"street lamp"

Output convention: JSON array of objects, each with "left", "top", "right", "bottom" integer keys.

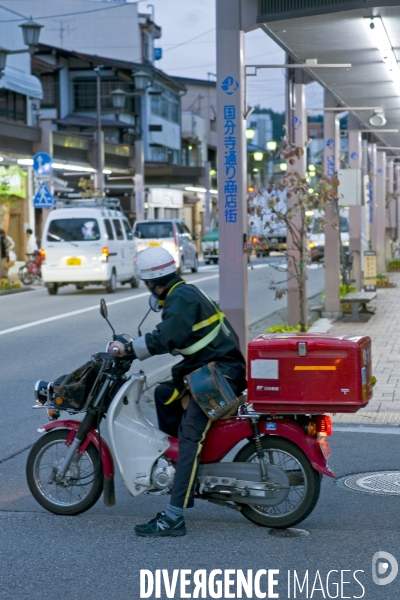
[
  {"left": 110, "top": 88, "right": 128, "bottom": 112},
  {"left": 106, "top": 70, "right": 152, "bottom": 220},
  {"left": 253, "top": 152, "right": 264, "bottom": 162},
  {"left": 20, "top": 19, "right": 43, "bottom": 51},
  {"left": 0, "top": 18, "right": 43, "bottom": 77},
  {"left": 133, "top": 70, "right": 152, "bottom": 92},
  {"left": 266, "top": 140, "right": 277, "bottom": 152},
  {"left": 246, "top": 128, "right": 255, "bottom": 140}
]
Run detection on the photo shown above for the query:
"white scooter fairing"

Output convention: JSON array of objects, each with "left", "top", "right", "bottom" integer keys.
[{"left": 106, "top": 372, "right": 170, "bottom": 497}]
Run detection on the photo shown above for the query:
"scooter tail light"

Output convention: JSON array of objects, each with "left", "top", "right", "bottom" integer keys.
[
  {"left": 101, "top": 246, "right": 109, "bottom": 262},
  {"left": 40, "top": 248, "right": 46, "bottom": 262},
  {"left": 316, "top": 415, "right": 332, "bottom": 437}
]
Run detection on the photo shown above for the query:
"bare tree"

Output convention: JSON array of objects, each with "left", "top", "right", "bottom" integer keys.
[{"left": 248, "top": 143, "right": 340, "bottom": 331}]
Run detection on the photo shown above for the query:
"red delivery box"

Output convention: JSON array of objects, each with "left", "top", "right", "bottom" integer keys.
[{"left": 247, "top": 333, "right": 373, "bottom": 414}]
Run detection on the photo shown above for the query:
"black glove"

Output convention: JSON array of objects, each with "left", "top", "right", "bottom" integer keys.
[{"left": 123, "top": 341, "right": 136, "bottom": 357}]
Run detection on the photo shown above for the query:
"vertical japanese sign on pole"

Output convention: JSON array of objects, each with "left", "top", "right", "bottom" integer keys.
[
  {"left": 216, "top": 0, "right": 248, "bottom": 355},
  {"left": 323, "top": 91, "right": 341, "bottom": 316},
  {"left": 348, "top": 118, "right": 362, "bottom": 290},
  {"left": 135, "top": 139, "right": 145, "bottom": 222}
]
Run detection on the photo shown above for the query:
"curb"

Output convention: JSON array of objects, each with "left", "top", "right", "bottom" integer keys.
[
  {"left": 0, "top": 286, "right": 34, "bottom": 296},
  {"left": 331, "top": 411, "right": 400, "bottom": 426}
]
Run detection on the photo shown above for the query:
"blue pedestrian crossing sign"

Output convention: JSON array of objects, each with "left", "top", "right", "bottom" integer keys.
[
  {"left": 33, "top": 182, "right": 54, "bottom": 208},
  {"left": 33, "top": 152, "right": 52, "bottom": 175}
]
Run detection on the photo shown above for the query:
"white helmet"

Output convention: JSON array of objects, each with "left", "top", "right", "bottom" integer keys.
[{"left": 135, "top": 247, "right": 177, "bottom": 281}]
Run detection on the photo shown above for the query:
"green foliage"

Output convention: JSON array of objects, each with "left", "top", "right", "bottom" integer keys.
[
  {"left": 339, "top": 284, "right": 357, "bottom": 297},
  {"left": 266, "top": 324, "right": 308, "bottom": 333},
  {"left": 387, "top": 259, "right": 400, "bottom": 272},
  {"left": 0, "top": 278, "right": 21, "bottom": 291}
]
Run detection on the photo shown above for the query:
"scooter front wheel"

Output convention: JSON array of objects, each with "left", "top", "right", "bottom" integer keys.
[
  {"left": 233, "top": 437, "right": 321, "bottom": 529},
  {"left": 26, "top": 429, "right": 103, "bottom": 516}
]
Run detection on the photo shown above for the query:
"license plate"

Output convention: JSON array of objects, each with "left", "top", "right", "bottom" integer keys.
[
  {"left": 66, "top": 257, "right": 81, "bottom": 266},
  {"left": 318, "top": 437, "right": 332, "bottom": 459},
  {"left": 148, "top": 242, "right": 160, "bottom": 247}
]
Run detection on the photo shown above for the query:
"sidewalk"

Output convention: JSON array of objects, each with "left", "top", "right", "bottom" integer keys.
[{"left": 312, "top": 271, "right": 400, "bottom": 425}]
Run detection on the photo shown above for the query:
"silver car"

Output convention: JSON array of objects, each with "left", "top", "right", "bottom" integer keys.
[{"left": 133, "top": 219, "right": 199, "bottom": 274}]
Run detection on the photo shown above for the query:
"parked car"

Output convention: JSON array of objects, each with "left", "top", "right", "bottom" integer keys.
[
  {"left": 201, "top": 218, "right": 219, "bottom": 264},
  {"left": 133, "top": 219, "right": 198, "bottom": 274},
  {"left": 308, "top": 209, "right": 349, "bottom": 262},
  {"left": 41, "top": 198, "right": 140, "bottom": 295}
]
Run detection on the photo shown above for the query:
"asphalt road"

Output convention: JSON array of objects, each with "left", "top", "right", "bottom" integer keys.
[{"left": 10, "top": 259, "right": 400, "bottom": 599}]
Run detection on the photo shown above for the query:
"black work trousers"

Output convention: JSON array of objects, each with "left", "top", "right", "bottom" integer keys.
[{"left": 155, "top": 378, "right": 241, "bottom": 509}]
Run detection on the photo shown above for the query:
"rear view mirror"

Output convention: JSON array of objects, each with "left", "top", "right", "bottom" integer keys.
[
  {"left": 100, "top": 298, "right": 108, "bottom": 318},
  {"left": 149, "top": 295, "right": 161, "bottom": 312},
  {"left": 193, "top": 234, "right": 199, "bottom": 241}
]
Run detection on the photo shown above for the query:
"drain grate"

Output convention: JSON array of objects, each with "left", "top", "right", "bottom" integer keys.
[{"left": 338, "top": 471, "right": 400, "bottom": 496}]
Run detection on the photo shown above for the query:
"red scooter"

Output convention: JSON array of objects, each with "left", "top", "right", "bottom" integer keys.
[{"left": 26, "top": 299, "right": 335, "bottom": 529}]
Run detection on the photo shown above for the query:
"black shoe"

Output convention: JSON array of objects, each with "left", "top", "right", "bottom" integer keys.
[{"left": 134, "top": 512, "right": 186, "bottom": 537}]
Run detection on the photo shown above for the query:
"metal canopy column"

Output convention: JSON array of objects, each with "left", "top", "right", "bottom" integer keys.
[
  {"left": 323, "top": 91, "right": 340, "bottom": 316},
  {"left": 287, "top": 80, "right": 307, "bottom": 326},
  {"left": 216, "top": 0, "right": 248, "bottom": 354},
  {"left": 369, "top": 143, "right": 377, "bottom": 255},
  {"left": 348, "top": 118, "right": 362, "bottom": 290},
  {"left": 386, "top": 158, "right": 395, "bottom": 260},
  {"left": 376, "top": 151, "right": 387, "bottom": 274}
]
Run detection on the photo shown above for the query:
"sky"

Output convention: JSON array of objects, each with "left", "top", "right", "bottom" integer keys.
[{"left": 139, "top": 0, "right": 324, "bottom": 113}]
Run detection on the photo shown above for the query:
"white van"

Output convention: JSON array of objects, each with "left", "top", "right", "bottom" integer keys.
[{"left": 41, "top": 198, "right": 139, "bottom": 295}]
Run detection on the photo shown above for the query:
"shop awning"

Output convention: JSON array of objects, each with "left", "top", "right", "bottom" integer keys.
[{"left": 0, "top": 66, "right": 42, "bottom": 100}]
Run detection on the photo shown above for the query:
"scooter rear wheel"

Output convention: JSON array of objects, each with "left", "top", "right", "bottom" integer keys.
[
  {"left": 233, "top": 436, "right": 321, "bottom": 529},
  {"left": 26, "top": 429, "right": 103, "bottom": 516}
]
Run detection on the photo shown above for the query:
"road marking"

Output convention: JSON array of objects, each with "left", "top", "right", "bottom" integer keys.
[{"left": 0, "top": 273, "right": 220, "bottom": 337}]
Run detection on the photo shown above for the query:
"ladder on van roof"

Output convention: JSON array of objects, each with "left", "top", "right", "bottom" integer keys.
[{"left": 53, "top": 197, "right": 122, "bottom": 211}]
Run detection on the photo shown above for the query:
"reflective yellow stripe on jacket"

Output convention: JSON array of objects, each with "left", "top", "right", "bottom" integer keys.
[{"left": 161, "top": 280, "right": 229, "bottom": 359}]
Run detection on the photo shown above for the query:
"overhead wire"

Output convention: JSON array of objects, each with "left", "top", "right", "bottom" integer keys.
[{"left": 0, "top": 1, "right": 146, "bottom": 23}]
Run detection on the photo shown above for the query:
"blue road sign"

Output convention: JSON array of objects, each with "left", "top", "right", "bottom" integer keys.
[
  {"left": 33, "top": 152, "right": 52, "bottom": 176},
  {"left": 33, "top": 182, "right": 54, "bottom": 208}
]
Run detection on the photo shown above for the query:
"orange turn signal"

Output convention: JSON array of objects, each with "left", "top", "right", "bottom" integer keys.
[
  {"left": 40, "top": 248, "right": 46, "bottom": 261},
  {"left": 101, "top": 246, "right": 109, "bottom": 262},
  {"left": 307, "top": 421, "right": 317, "bottom": 436}
]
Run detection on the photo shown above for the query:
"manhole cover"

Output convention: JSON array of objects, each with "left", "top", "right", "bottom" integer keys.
[
  {"left": 269, "top": 528, "right": 310, "bottom": 538},
  {"left": 338, "top": 471, "right": 400, "bottom": 496}
]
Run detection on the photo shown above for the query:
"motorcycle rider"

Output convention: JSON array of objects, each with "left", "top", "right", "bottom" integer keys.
[{"left": 108, "top": 246, "right": 247, "bottom": 537}]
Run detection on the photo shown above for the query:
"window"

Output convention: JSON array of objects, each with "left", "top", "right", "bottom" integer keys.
[
  {"left": 74, "top": 79, "right": 136, "bottom": 112},
  {"left": 177, "top": 222, "right": 192, "bottom": 239},
  {"left": 164, "top": 209, "right": 179, "bottom": 219},
  {"left": 0, "top": 89, "right": 26, "bottom": 123},
  {"left": 150, "top": 83, "right": 179, "bottom": 123},
  {"left": 135, "top": 222, "right": 174, "bottom": 239},
  {"left": 40, "top": 75, "right": 59, "bottom": 108},
  {"left": 104, "top": 219, "right": 114, "bottom": 240},
  {"left": 340, "top": 217, "right": 349, "bottom": 233},
  {"left": 47, "top": 219, "right": 100, "bottom": 242},
  {"left": 122, "top": 219, "right": 133, "bottom": 240},
  {"left": 113, "top": 219, "right": 124, "bottom": 240}
]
